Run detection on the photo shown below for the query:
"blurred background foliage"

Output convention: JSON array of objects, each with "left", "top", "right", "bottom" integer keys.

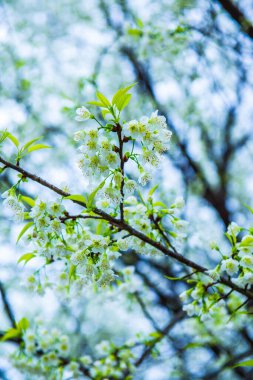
[{"left": 0, "top": 0, "right": 253, "bottom": 378}]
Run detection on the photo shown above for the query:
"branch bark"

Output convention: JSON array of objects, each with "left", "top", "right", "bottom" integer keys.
[
  {"left": 1, "top": 156, "right": 253, "bottom": 301},
  {"left": 216, "top": 0, "right": 253, "bottom": 40},
  {"left": 0, "top": 282, "right": 16, "bottom": 327}
]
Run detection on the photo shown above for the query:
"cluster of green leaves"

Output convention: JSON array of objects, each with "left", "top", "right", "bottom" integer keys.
[
  {"left": 1, "top": 318, "right": 29, "bottom": 342},
  {"left": 87, "top": 83, "right": 136, "bottom": 122},
  {"left": 0, "top": 130, "right": 50, "bottom": 163},
  {"left": 126, "top": 18, "right": 189, "bottom": 43}
]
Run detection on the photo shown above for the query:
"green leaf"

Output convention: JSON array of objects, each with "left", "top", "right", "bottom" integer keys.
[
  {"left": 148, "top": 184, "right": 159, "bottom": 197},
  {"left": 153, "top": 201, "right": 167, "bottom": 207},
  {"left": 69, "top": 264, "right": 76, "bottom": 280},
  {"left": 164, "top": 275, "right": 186, "bottom": 281},
  {"left": 239, "top": 236, "right": 253, "bottom": 247},
  {"left": 17, "top": 253, "right": 35, "bottom": 264},
  {"left": 96, "top": 92, "right": 111, "bottom": 107},
  {"left": 225, "top": 232, "right": 233, "bottom": 244},
  {"left": 236, "top": 311, "right": 253, "bottom": 316},
  {"left": 6, "top": 132, "right": 19, "bottom": 148},
  {"left": 22, "top": 137, "right": 42, "bottom": 151},
  {"left": 149, "top": 331, "right": 162, "bottom": 339},
  {"left": 243, "top": 203, "right": 253, "bottom": 214},
  {"left": 17, "top": 317, "right": 29, "bottom": 331},
  {"left": 0, "top": 328, "right": 21, "bottom": 342},
  {"left": 65, "top": 194, "right": 87, "bottom": 205},
  {"left": 20, "top": 79, "right": 30, "bottom": 91},
  {"left": 20, "top": 195, "right": 35, "bottom": 207},
  {"left": 14, "top": 59, "right": 26, "bottom": 69},
  {"left": 87, "top": 179, "right": 106, "bottom": 209},
  {"left": 136, "top": 18, "right": 144, "bottom": 28},
  {"left": 112, "top": 83, "right": 137, "bottom": 107},
  {"left": 232, "top": 359, "right": 253, "bottom": 368},
  {"left": 27, "top": 144, "right": 51, "bottom": 153},
  {"left": 96, "top": 220, "right": 103, "bottom": 235},
  {"left": 17, "top": 221, "right": 34, "bottom": 243},
  {"left": 101, "top": 109, "right": 110, "bottom": 119},
  {"left": 87, "top": 100, "right": 105, "bottom": 107},
  {"left": 137, "top": 190, "right": 145, "bottom": 204},
  {"left": 127, "top": 28, "right": 143, "bottom": 37},
  {"left": 23, "top": 212, "right": 31, "bottom": 220},
  {"left": 183, "top": 342, "right": 203, "bottom": 350},
  {"left": 117, "top": 93, "right": 132, "bottom": 111}
]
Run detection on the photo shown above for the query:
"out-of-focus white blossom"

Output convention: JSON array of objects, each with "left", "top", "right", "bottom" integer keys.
[
  {"left": 220, "top": 258, "right": 239, "bottom": 276},
  {"left": 75, "top": 106, "right": 91, "bottom": 121}
]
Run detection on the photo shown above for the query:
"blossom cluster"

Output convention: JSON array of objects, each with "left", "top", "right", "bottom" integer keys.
[
  {"left": 22, "top": 197, "right": 120, "bottom": 293},
  {"left": 180, "top": 221, "right": 253, "bottom": 322},
  {"left": 92, "top": 192, "right": 187, "bottom": 265},
  {"left": 0, "top": 174, "right": 187, "bottom": 294},
  {"left": 181, "top": 282, "right": 248, "bottom": 329},
  {"left": 11, "top": 326, "right": 75, "bottom": 380},
  {"left": 15, "top": 190, "right": 187, "bottom": 296},
  {"left": 90, "top": 339, "right": 136, "bottom": 379},
  {"left": 125, "top": 20, "right": 188, "bottom": 59},
  {"left": 121, "top": 194, "right": 187, "bottom": 252},
  {"left": 10, "top": 318, "right": 162, "bottom": 380},
  {"left": 91, "top": 331, "right": 165, "bottom": 379},
  {"left": 0, "top": 88, "right": 184, "bottom": 297},
  {"left": 1, "top": 190, "right": 25, "bottom": 221},
  {"left": 74, "top": 103, "right": 172, "bottom": 197},
  {"left": 210, "top": 223, "right": 253, "bottom": 288},
  {"left": 124, "top": 110, "right": 172, "bottom": 157},
  {"left": 75, "top": 126, "right": 119, "bottom": 183}
]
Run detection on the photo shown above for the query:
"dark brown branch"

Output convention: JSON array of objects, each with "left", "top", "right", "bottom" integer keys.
[
  {"left": 1, "top": 156, "right": 253, "bottom": 301},
  {"left": 0, "top": 282, "right": 16, "bottom": 328},
  {"left": 216, "top": 0, "right": 253, "bottom": 40},
  {"left": 60, "top": 214, "right": 104, "bottom": 222}
]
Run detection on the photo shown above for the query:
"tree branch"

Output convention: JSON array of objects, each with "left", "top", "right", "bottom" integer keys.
[
  {"left": 1, "top": 156, "right": 253, "bottom": 301},
  {"left": 0, "top": 282, "right": 16, "bottom": 328},
  {"left": 134, "top": 310, "right": 185, "bottom": 368},
  {"left": 216, "top": 0, "right": 253, "bottom": 40}
]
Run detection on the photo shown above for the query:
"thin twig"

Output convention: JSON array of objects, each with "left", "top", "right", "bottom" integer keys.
[{"left": 134, "top": 310, "right": 185, "bottom": 367}]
